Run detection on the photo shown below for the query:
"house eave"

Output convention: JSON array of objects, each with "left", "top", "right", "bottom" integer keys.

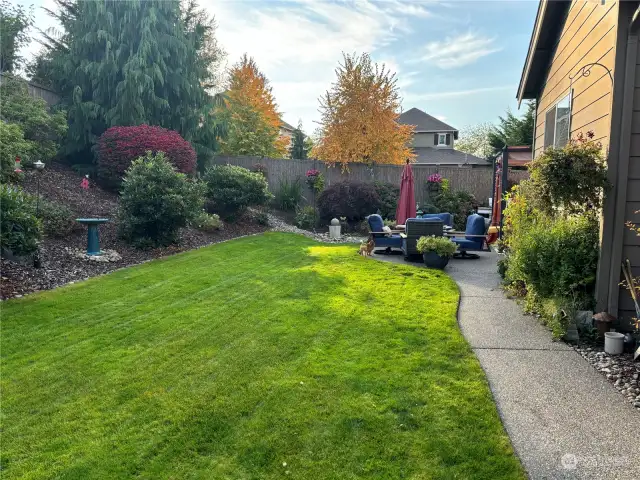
[{"left": 517, "top": 0, "right": 571, "bottom": 103}]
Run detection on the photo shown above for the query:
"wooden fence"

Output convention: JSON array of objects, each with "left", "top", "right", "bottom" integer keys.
[
  {"left": 212, "top": 155, "right": 503, "bottom": 207},
  {"left": 0, "top": 73, "right": 60, "bottom": 106}
]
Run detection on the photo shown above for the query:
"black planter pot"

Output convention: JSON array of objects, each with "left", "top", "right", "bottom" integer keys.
[{"left": 422, "top": 251, "right": 450, "bottom": 269}]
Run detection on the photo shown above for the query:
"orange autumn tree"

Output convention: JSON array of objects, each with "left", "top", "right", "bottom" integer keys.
[
  {"left": 313, "top": 53, "right": 414, "bottom": 166},
  {"left": 218, "top": 54, "right": 289, "bottom": 157}
]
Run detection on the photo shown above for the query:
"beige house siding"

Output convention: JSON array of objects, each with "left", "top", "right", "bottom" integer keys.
[
  {"left": 412, "top": 132, "right": 454, "bottom": 149},
  {"left": 533, "top": 0, "right": 618, "bottom": 157},
  {"left": 617, "top": 20, "right": 640, "bottom": 325}
]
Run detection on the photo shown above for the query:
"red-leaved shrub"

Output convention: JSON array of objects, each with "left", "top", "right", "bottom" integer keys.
[{"left": 95, "top": 125, "right": 196, "bottom": 189}]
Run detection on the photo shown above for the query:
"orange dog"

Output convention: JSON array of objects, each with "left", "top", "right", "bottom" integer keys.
[{"left": 358, "top": 237, "right": 375, "bottom": 257}]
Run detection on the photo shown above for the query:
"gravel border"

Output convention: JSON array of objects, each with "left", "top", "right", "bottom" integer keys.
[
  {"left": 267, "top": 213, "right": 367, "bottom": 244},
  {"left": 573, "top": 344, "right": 640, "bottom": 409}
]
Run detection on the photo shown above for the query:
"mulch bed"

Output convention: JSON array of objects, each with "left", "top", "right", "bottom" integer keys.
[{"left": 1, "top": 163, "right": 268, "bottom": 300}]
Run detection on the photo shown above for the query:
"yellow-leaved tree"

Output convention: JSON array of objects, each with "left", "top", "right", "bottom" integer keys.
[
  {"left": 313, "top": 53, "right": 415, "bottom": 165},
  {"left": 218, "top": 54, "right": 289, "bottom": 157}
]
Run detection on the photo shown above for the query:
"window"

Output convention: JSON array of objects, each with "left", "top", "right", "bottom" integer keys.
[
  {"left": 438, "top": 134, "right": 447, "bottom": 146},
  {"left": 544, "top": 92, "right": 572, "bottom": 149}
]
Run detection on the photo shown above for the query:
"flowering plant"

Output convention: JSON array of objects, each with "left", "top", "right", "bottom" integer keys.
[
  {"left": 305, "top": 169, "right": 325, "bottom": 192},
  {"left": 427, "top": 173, "right": 443, "bottom": 184}
]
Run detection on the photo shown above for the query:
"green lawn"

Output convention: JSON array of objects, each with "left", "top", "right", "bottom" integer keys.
[{"left": 1, "top": 233, "right": 524, "bottom": 479}]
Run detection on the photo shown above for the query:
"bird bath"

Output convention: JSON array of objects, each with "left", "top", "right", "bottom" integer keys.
[{"left": 76, "top": 218, "right": 109, "bottom": 256}]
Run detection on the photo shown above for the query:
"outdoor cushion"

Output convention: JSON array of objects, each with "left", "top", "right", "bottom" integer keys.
[
  {"left": 450, "top": 237, "right": 479, "bottom": 250},
  {"left": 374, "top": 235, "right": 403, "bottom": 248},
  {"left": 367, "top": 214, "right": 385, "bottom": 233},
  {"left": 451, "top": 214, "right": 486, "bottom": 251},
  {"left": 465, "top": 214, "right": 486, "bottom": 241},
  {"left": 422, "top": 213, "right": 453, "bottom": 227},
  {"left": 367, "top": 214, "right": 403, "bottom": 250}
]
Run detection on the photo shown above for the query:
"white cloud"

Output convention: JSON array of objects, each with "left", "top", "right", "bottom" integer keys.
[
  {"left": 388, "top": 1, "right": 433, "bottom": 18},
  {"left": 404, "top": 85, "right": 513, "bottom": 102},
  {"left": 208, "top": 0, "right": 419, "bottom": 128},
  {"left": 435, "top": 115, "right": 447, "bottom": 121},
  {"left": 417, "top": 32, "right": 501, "bottom": 69}
]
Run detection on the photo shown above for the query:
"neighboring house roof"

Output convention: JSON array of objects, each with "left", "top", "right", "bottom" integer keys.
[
  {"left": 398, "top": 107, "right": 458, "bottom": 136},
  {"left": 280, "top": 120, "right": 296, "bottom": 132},
  {"left": 517, "top": 0, "right": 571, "bottom": 101},
  {"left": 412, "top": 147, "right": 487, "bottom": 165}
]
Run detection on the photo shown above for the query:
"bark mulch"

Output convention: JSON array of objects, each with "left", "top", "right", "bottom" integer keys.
[{"left": 1, "top": 163, "right": 268, "bottom": 300}]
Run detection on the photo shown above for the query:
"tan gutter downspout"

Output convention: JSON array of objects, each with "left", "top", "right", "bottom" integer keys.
[{"left": 606, "top": 3, "right": 640, "bottom": 315}]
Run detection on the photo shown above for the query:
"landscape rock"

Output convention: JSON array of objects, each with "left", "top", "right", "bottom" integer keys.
[{"left": 573, "top": 343, "right": 640, "bottom": 410}]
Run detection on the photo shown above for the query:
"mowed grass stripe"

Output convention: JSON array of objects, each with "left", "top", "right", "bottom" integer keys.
[{"left": 1, "top": 232, "right": 525, "bottom": 479}]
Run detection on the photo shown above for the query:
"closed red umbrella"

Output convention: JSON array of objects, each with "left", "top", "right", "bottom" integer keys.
[{"left": 395, "top": 160, "right": 416, "bottom": 225}]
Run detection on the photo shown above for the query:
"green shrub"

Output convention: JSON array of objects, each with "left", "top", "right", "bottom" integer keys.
[
  {"left": 0, "top": 184, "right": 42, "bottom": 255},
  {"left": 191, "top": 211, "right": 223, "bottom": 232},
  {"left": 274, "top": 177, "right": 304, "bottom": 211},
  {"left": 373, "top": 181, "right": 399, "bottom": 219},
  {"left": 295, "top": 206, "right": 317, "bottom": 230},
  {"left": 203, "top": 165, "right": 272, "bottom": 219},
  {"left": 317, "top": 181, "right": 380, "bottom": 222},
  {"left": 528, "top": 132, "right": 608, "bottom": 214},
  {"left": 509, "top": 214, "right": 599, "bottom": 299},
  {"left": 0, "top": 74, "right": 67, "bottom": 165},
  {"left": 118, "top": 152, "right": 205, "bottom": 247},
  {"left": 38, "top": 201, "right": 77, "bottom": 238},
  {"left": 0, "top": 122, "right": 30, "bottom": 182},
  {"left": 416, "top": 235, "right": 457, "bottom": 257},
  {"left": 433, "top": 190, "right": 477, "bottom": 231}
]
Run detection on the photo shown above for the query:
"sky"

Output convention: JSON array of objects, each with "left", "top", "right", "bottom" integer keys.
[{"left": 18, "top": 0, "right": 539, "bottom": 134}]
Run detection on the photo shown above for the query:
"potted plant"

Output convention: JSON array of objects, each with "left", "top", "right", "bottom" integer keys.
[{"left": 416, "top": 235, "right": 457, "bottom": 269}]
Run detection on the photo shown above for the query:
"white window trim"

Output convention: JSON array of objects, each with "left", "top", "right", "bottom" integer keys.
[
  {"left": 544, "top": 90, "right": 572, "bottom": 149},
  {"left": 437, "top": 133, "right": 447, "bottom": 146}
]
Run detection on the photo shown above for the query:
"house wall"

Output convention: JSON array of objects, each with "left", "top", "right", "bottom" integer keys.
[
  {"left": 533, "top": 0, "right": 619, "bottom": 157},
  {"left": 611, "top": 1, "right": 640, "bottom": 328},
  {"left": 412, "top": 132, "right": 454, "bottom": 149}
]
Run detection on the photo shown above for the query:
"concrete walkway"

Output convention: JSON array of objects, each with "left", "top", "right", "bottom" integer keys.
[{"left": 373, "top": 252, "right": 640, "bottom": 480}]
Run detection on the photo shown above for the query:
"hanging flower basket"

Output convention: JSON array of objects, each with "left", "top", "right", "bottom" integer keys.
[{"left": 306, "top": 169, "right": 325, "bottom": 193}]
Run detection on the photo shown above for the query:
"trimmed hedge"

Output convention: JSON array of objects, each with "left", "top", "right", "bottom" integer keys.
[
  {"left": 95, "top": 125, "right": 196, "bottom": 189},
  {"left": 202, "top": 165, "right": 272, "bottom": 219},
  {"left": 118, "top": 152, "right": 205, "bottom": 247}
]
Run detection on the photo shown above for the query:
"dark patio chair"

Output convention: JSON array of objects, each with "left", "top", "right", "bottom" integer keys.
[{"left": 401, "top": 218, "right": 444, "bottom": 259}]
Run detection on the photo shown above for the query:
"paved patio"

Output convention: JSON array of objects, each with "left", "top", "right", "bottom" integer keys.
[{"left": 373, "top": 251, "right": 640, "bottom": 479}]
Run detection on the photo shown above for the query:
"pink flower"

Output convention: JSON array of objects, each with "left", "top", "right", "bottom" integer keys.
[
  {"left": 427, "top": 173, "right": 443, "bottom": 183},
  {"left": 81, "top": 176, "right": 90, "bottom": 190},
  {"left": 306, "top": 169, "right": 320, "bottom": 177}
]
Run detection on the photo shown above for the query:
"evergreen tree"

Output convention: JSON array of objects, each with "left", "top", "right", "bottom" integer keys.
[
  {"left": 0, "top": 0, "right": 33, "bottom": 73},
  {"left": 33, "top": 0, "right": 225, "bottom": 166},
  {"left": 487, "top": 101, "right": 535, "bottom": 155},
  {"left": 289, "top": 121, "right": 310, "bottom": 160}
]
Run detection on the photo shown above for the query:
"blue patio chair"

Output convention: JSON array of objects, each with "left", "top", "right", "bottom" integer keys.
[
  {"left": 450, "top": 214, "right": 487, "bottom": 259},
  {"left": 367, "top": 214, "right": 403, "bottom": 253},
  {"left": 421, "top": 213, "right": 453, "bottom": 227}
]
